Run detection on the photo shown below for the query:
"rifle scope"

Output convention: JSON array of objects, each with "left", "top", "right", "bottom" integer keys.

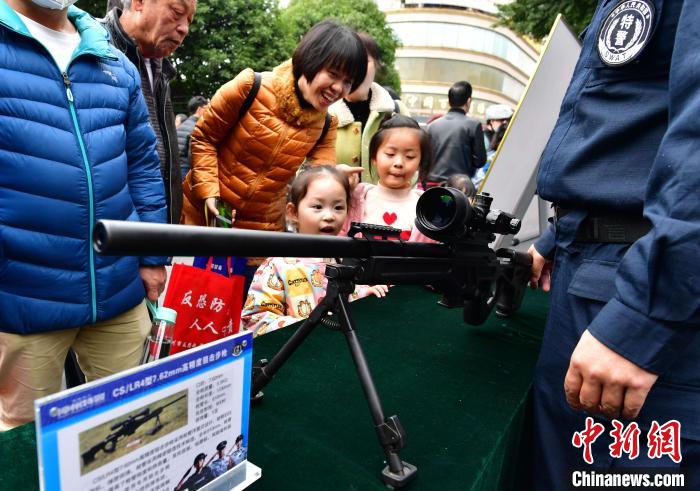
[{"left": 415, "top": 188, "right": 521, "bottom": 243}]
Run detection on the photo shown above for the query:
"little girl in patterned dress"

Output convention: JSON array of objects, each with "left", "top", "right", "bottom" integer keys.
[
  {"left": 241, "top": 166, "right": 388, "bottom": 337},
  {"left": 340, "top": 115, "right": 432, "bottom": 241}
]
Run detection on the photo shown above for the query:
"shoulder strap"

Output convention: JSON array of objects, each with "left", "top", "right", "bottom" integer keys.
[
  {"left": 393, "top": 99, "right": 400, "bottom": 114},
  {"left": 316, "top": 113, "right": 331, "bottom": 146},
  {"left": 237, "top": 72, "right": 262, "bottom": 124}
]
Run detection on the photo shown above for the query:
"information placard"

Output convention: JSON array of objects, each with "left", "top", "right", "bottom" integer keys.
[{"left": 35, "top": 331, "right": 259, "bottom": 491}]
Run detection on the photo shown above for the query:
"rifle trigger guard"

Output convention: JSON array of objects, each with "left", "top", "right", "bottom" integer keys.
[{"left": 103, "top": 438, "right": 117, "bottom": 454}]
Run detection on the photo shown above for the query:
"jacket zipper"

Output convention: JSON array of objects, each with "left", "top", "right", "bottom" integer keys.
[
  {"left": 6, "top": 21, "right": 112, "bottom": 323},
  {"left": 157, "top": 77, "right": 174, "bottom": 224},
  {"left": 63, "top": 72, "right": 97, "bottom": 323}
]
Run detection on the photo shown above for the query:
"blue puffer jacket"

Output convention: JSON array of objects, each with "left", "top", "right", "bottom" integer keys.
[{"left": 0, "top": 2, "right": 168, "bottom": 335}]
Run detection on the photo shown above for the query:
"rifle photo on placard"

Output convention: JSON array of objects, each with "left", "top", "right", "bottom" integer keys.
[{"left": 78, "top": 390, "right": 188, "bottom": 474}]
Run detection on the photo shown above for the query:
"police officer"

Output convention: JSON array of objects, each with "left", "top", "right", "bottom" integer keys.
[
  {"left": 207, "top": 440, "right": 233, "bottom": 478},
  {"left": 529, "top": 1, "right": 700, "bottom": 488},
  {"left": 229, "top": 434, "right": 247, "bottom": 466}
]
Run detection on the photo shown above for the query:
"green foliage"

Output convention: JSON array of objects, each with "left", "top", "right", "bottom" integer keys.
[
  {"left": 497, "top": 0, "right": 598, "bottom": 41},
  {"left": 77, "top": 0, "right": 108, "bottom": 17},
  {"left": 281, "top": 0, "right": 402, "bottom": 93},
  {"left": 76, "top": 0, "right": 403, "bottom": 110},
  {"left": 170, "top": 0, "right": 289, "bottom": 112}
]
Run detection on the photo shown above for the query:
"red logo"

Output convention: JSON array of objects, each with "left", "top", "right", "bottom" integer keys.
[
  {"left": 572, "top": 419, "right": 683, "bottom": 464},
  {"left": 609, "top": 420, "right": 641, "bottom": 460},
  {"left": 647, "top": 420, "right": 682, "bottom": 463},
  {"left": 572, "top": 417, "right": 605, "bottom": 464}
]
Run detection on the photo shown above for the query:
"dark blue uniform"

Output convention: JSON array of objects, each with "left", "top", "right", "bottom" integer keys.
[{"left": 533, "top": 0, "right": 700, "bottom": 487}]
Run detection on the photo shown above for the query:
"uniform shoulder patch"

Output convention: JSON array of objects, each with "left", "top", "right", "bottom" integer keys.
[{"left": 597, "top": 0, "right": 656, "bottom": 66}]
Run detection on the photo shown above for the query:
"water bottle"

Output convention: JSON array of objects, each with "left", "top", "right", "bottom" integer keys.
[{"left": 142, "top": 305, "right": 178, "bottom": 364}]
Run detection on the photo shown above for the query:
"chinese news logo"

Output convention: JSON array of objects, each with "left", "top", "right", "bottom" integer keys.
[{"left": 572, "top": 417, "right": 682, "bottom": 464}]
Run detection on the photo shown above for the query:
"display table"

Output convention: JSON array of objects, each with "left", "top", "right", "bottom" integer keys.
[{"left": 0, "top": 286, "right": 548, "bottom": 490}]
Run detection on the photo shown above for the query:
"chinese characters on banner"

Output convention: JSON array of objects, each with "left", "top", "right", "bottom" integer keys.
[
  {"left": 163, "top": 261, "right": 244, "bottom": 355},
  {"left": 572, "top": 417, "right": 682, "bottom": 464}
]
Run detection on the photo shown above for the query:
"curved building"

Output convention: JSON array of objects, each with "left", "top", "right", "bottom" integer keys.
[{"left": 376, "top": 0, "right": 540, "bottom": 122}]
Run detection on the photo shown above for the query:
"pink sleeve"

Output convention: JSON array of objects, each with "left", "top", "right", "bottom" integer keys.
[
  {"left": 350, "top": 285, "right": 373, "bottom": 301},
  {"left": 340, "top": 183, "right": 371, "bottom": 237}
]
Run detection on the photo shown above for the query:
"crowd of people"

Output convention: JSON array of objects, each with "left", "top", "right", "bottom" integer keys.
[
  {"left": 0, "top": 0, "right": 488, "bottom": 434},
  {"left": 2, "top": 0, "right": 697, "bottom": 487}
]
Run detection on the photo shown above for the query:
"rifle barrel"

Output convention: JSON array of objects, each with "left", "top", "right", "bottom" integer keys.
[
  {"left": 93, "top": 220, "right": 450, "bottom": 259},
  {"left": 159, "top": 393, "right": 187, "bottom": 410}
]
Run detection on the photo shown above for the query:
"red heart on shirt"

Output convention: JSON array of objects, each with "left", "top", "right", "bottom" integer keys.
[{"left": 383, "top": 212, "right": 397, "bottom": 225}]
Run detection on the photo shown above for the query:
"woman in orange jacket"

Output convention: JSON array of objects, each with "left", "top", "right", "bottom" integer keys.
[{"left": 181, "top": 20, "right": 367, "bottom": 232}]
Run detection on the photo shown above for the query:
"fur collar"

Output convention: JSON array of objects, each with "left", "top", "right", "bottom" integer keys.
[
  {"left": 330, "top": 82, "right": 396, "bottom": 127},
  {"left": 272, "top": 60, "right": 327, "bottom": 127}
]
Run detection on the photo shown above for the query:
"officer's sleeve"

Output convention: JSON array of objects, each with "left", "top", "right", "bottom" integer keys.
[
  {"left": 533, "top": 223, "right": 556, "bottom": 259},
  {"left": 587, "top": 2, "right": 700, "bottom": 375}
]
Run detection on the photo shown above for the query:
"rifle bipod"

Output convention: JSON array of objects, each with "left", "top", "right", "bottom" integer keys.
[
  {"left": 146, "top": 414, "right": 164, "bottom": 436},
  {"left": 251, "top": 263, "right": 417, "bottom": 488}
]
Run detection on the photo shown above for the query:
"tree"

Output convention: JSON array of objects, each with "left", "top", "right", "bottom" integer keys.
[
  {"left": 281, "top": 0, "right": 402, "bottom": 92},
  {"left": 497, "top": 0, "right": 597, "bottom": 41},
  {"left": 78, "top": 0, "right": 109, "bottom": 17},
  {"left": 170, "top": 0, "right": 289, "bottom": 111},
  {"left": 78, "top": 0, "right": 290, "bottom": 113}
]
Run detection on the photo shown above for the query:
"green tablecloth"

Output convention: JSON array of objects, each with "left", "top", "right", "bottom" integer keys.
[{"left": 0, "top": 286, "right": 548, "bottom": 490}]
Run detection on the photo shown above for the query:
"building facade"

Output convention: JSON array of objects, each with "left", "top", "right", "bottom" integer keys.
[{"left": 376, "top": 0, "right": 539, "bottom": 122}]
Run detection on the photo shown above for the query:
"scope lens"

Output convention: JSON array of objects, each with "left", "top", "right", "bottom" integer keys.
[
  {"left": 427, "top": 192, "right": 456, "bottom": 228},
  {"left": 415, "top": 187, "right": 470, "bottom": 239}
]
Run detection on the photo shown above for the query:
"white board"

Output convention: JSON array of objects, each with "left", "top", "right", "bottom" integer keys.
[{"left": 479, "top": 15, "right": 582, "bottom": 248}]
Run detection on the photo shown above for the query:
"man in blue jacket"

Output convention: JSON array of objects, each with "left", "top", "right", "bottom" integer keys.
[
  {"left": 0, "top": 0, "right": 167, "bottom": 430},
  {"left": 529, "top": 0, "right": 699, "bottom": 487}
]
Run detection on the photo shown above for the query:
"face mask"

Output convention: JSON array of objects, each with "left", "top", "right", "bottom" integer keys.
[{"left": 29, "top": 0, "right": 78, "bottom": 10}]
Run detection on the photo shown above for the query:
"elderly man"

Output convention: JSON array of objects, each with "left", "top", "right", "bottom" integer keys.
[
  {"left": 0, "top": 0, "right": 167, "bottom": 429},
  {"left": 102, "top": 0, "right": 196, "bottom": 223}
]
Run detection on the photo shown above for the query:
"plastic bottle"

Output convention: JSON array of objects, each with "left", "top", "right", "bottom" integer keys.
[{"left": 142, "top": 305, "right": 178, "bottom": 364}]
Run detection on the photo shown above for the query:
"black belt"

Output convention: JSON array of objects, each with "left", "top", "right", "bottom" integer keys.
[{"left": 554, "top": 206, "right": 651, "bottom": 243}]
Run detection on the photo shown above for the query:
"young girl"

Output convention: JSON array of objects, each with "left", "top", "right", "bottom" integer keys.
[
  {"left": 340, "top": 115, "right": 432, "bottom": 241},
  {"left": 241, "top": 166, "right": 388, "bottom": 337},
  {"left": 330, "top": 32, "right": 411, "bottom": 184}
]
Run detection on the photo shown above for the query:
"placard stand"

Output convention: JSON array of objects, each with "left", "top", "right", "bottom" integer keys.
[
  {"left": 480, "top": 15, "right": 583, "bottom": 248},
  {"left": 35, "top": 332, "right": 258, "bottom": 491}
]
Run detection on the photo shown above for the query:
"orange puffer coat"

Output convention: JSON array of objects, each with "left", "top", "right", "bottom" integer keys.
[{"left": 181, "top": 60, "right": 337, "bottom": 230}]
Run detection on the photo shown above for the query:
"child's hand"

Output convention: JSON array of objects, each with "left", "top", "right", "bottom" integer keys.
[
  {"left": 335, "top": 164, "right": 363, "bottom": 189},
  {"left": 367, "top": 284, "right": 390, "bottom": 298}
]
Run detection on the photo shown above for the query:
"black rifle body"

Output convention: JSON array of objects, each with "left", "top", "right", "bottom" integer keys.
[
  {"left": 81, "top": 394, "right": 186, "bottom": 465},
  {"left": 93, "top": 221, "right": 531, "bottom": 324}
]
